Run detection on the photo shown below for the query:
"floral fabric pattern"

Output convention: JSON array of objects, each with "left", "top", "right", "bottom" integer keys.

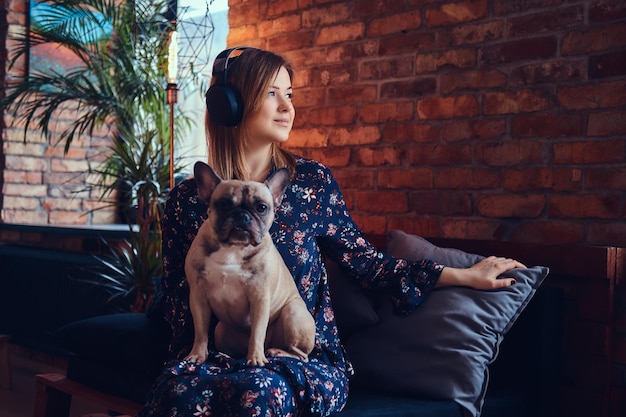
[{"left": 139, "top": 157, "right": 443, "bottom": 417}]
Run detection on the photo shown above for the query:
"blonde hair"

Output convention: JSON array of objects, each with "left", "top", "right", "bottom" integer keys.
[{"left": 205, "top": 48, "right": 296, "bottom": 181}]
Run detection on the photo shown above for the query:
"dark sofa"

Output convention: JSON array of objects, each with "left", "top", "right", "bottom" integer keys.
[{"left": 54, "top": 231, "right": 562, "bottom": 417}]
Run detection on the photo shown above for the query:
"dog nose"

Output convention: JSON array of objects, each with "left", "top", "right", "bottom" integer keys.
[{"left": 233, "top": 210, "right": 251, "bottom": 224}]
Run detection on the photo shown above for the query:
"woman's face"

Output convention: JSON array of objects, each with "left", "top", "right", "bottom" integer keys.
[{"left": 246, "top": 66, "right": 295, "bottom": 147}]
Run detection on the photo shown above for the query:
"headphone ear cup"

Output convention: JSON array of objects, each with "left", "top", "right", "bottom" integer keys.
[{"left": 206, "top": 83, "right": 244, "bottom": 127}]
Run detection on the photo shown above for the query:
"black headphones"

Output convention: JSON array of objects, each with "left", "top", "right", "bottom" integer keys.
[{"left": 205, "top": 46, "right": 255, "bottom": 127}]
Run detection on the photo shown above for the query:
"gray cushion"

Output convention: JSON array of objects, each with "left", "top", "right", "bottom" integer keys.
[{"left": 345, "top": 231, "right": 549, "bottom": 417}]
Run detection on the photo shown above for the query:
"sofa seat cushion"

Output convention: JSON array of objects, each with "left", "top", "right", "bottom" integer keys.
[{"left": 339, "top": 389, "right": 463, "bottom": 417}]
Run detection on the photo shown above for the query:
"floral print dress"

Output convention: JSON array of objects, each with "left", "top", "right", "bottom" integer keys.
[{"left": 138, "top": 157, "right": 443, "bottom": 417}]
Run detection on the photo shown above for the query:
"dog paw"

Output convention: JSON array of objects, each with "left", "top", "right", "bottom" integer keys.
[
  {"left": 185, "top": 351, "right": 208, "bottom": 363},
  {"left": 246, "top": 353, "right": 268, "bottom": 366}
]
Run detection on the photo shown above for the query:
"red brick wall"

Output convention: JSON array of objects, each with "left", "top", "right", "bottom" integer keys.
[
  {"left": 2, "top": 0, "right": 116, "bottom": 225},
  {"left": 2, "top": 0, "right": 626, "bottom": 247},
  {"left": 228, "top": 0, "right": 626, "bottom": 247}
]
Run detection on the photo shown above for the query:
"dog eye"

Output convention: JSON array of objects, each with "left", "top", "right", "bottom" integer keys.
[{"left": 255, "top": 203, "right": 268, "bottom": 214}]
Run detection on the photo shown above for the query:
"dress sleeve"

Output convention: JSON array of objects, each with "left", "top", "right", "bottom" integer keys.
[
  {"left": 316, "top": 167, "right": 443, "bottom": 316},
  {"left": 161, "top": 180, "right": 201, "bottom": 358}
]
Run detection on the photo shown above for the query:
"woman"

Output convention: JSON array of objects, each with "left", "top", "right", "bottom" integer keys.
[{"left": 139, "top": 47, "right": 523, "bottom": 417}]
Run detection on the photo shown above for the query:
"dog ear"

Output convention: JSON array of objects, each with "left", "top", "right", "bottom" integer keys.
[
  {"left": 194, "top": 161, "right": 222, "bottom": 202},
  {"left": 265, "top": 168, "right": 290, "bottom": 207}
]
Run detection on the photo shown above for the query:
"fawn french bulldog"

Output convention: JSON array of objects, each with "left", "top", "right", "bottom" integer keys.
[{"left": 184, "top": 161, "right": 315, "bottom": 366}]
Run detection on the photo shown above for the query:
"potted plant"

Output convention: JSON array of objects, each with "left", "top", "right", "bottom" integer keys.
[{"left": 1, "top": 0, "right": 191, "bottom": 311}]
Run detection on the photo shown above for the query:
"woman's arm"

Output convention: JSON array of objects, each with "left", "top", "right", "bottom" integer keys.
[{"left": 437, "top": 256, "right": 526, "bottom": 289}]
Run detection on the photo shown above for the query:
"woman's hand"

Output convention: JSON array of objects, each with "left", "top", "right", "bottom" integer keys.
[{"left": 436, "top": 256, "right": 527, "bottom": 290}]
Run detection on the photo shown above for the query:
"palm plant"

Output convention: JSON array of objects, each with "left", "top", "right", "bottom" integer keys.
[{"left": 1, "top": 0, "right": 192, "bottom": 311}]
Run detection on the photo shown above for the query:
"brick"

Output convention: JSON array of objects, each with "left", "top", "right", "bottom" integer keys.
[
  {"left": 306, "top": 148, "right": 351, "bottom": 168},
  {"left": 475, "top": 140, "right": 545, "bottom": 166},
  {"left": 589, "top": 50, "right": 626, "bottom": 79},
  {"left": 442, "top": 119, "right": 506, "bottom": 141},
  {"left": 353, "top": 0, "right": 405, "bottom": 18},
  {"left": 355, "top": 147, "right": 404, "bottom": 167},
  {"left": 588, "top": 111, "right": 626, "bottom": 136},
  {"left": 49, "top": 211, "right": 89, "bottom": 225},
  {"left": 258, "top": 15, "right": 301, "bottom": 38},
  {"left": 266, "top": 0, "right": 300, "bottom": 17},
  {"left": 2, "top": 170, "right": 43, "bottom": 184},
  {"left": 330, "top": 126, "right": 381, "bottom": 146},
  {"left": 308, "top": 105, "right": 357, "bottom": 125},
  {"left": 312, "top": 63, "right": 357, "bottom": 87},
  {"left": 562, "top": 23, "right": 626, "bottom": 56},
  {"left": 42, "top": 197, "right": 82, "bottom": 211},
  {"left": 49, "top": 185, "right": 89, "bottom": 200},
  {"left": 426, "top": 0, "right": 488, "bottom": 28},
  {"left": 50, "top": 158, "right": 89, "bottom": 173},
  {"left": 323, "top": 42, "right": 379, "bottom": 64},
  {"left": 512, "top": 114, "right": 584, "bottom": 138},
  {"left": 558, "top": 81, "right": 626, "bottom": 110},
  {"left": 408, "top": 191, "right": 473, "bottom": 216},
  {"left": 333, "top": 169, "right": 375, "bottom": 189},
  {"left": 359, "top": 102, "right": 414, "bottom": 123},
  {"left": 3, "top": 183, "right": 47, "bottom": 197},
  {"left": 434, "top": 168, "right": 500, "bottom": 189},
  {"left": 359, "top": 56, "right": 414, "bottom": 80},
  {"left": 510, "top": 221, "right": 585, "bottom": 244},
  {"left": 382, "top": 123, "right": 440, "bottom": 143},
  {"left": 476, "top": 194, "right": 545, "bottom": 217},
  {"left": 408, "top": 144, "right": 472, "bottom": 166},
  {"left": 2, "top": 196, "right": 40, "bottom": 210},
  {"left": 327, "top": 85, "right": 377, "bottom": 104},
  {"left": 380, "top": 78, "right": 437, "bottom": 99},
  {"left": 441, "top": 218, "right": 502, "bottom": 240},
  {"left": 590, "top": 0, "right": 626, "bottom": 22},
  {"left": 482, "top": 89, "right": 552, "bottom": 115},
  {"left": 507, "top": 6, "right": 584, "bottom": 37},
  {"left": 292, "top": 87, "right": 325, "bottom": 108},
  {"left": 510, "top": 60, "right": 586, "bottom": 86},
  {"left": 586, "top": 167, "right": 626, "bottom": 191},
  {"left": 440, "top": 69, "right": 506, "bottom": 94},
  {"left": 269, "top": 30, "right": 316, "bottom": 52},
  {"left": 549, "top": 195, "right": 622, "bottom": 219},
  {"left": 387, "top": 216, "right": 441, "bottom": 238},
  {"left": 316, "top": 22, "right": 365, "bottom": 46},
  {"left": 377, "top": 168, "right": 433, "bottom": 189},
  {"left": 417, "top": 95, "right": 479, "bottom": 119},
  {"left": 504, "top": 168, "right": 583, "bottom": 192},
  {"left": 368, "top": 10, "right": 422, "bottom": 37},
  {"left": 228, "top": 1, "right": 266, "bottom": 26},
  {"left": 356, "top": 190, "right": 408, "bottom": 213},
  {"left": 43, "top": 172, "right": 87, "bottom": 186},
  {"left": 4, "top": 155, "right": 49, "bottom": 172},
  {"left": 554, "top": 139, "right": 626, "bottom": 164},
  {"left": 416, "top": 48, "right": 476, "bottom": 74},
  {"left": 589, "top": 223, "right": 626, "bottom": 248},
  {"left": 437, "top": 20, "right": 503, "bottom": 47},
  {"left": 493, "top": 0, "right": 561, "bottom": 15},
  {"left": 481, "top": 36, "right": 557, "bottom": 65},
  {"left": 379, "top": 32, "right": 436, "bottom": 55},
  {"left": 1, "top": 210, "right": 48, "bottom": 225},
  {"left": 352, "top": 214, "right": 387, "bottom": 235},
  {"left": 301, "top": 4, "right": 350, "bottom": 28},
  {"left": 288, "top": 128, "right": 329, "bottom": 148}
]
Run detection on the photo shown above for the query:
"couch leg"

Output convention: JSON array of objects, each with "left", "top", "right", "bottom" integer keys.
[{"left": 34, "top": 374, "right": 72, "bottom": 417}]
